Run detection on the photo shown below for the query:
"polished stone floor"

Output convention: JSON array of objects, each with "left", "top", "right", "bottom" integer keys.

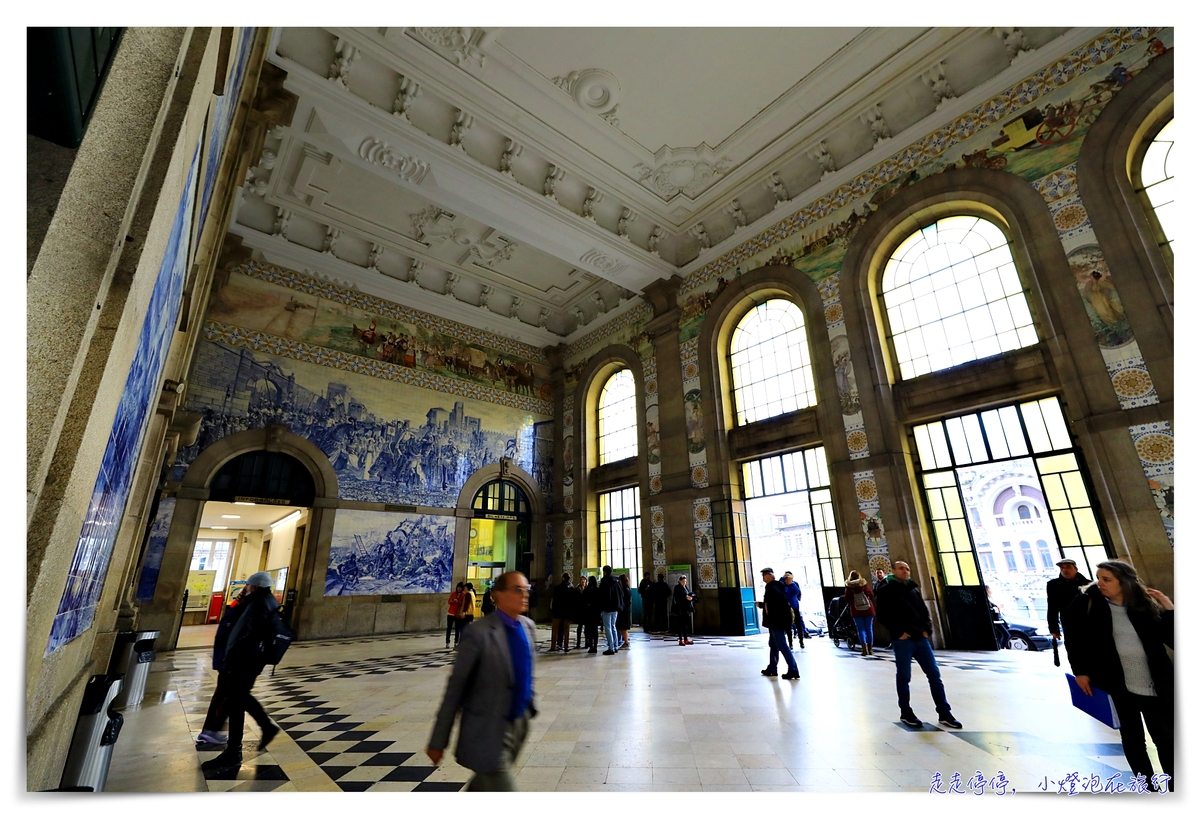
[{"left": 104, "top": 625, "right": 1164, "bottom": 793}]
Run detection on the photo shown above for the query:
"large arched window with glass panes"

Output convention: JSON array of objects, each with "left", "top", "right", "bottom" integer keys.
[
  {"left": 1136, "top": 117, "right": 1174, "bottom": 260},
  {"left": 729, "top": 299, "right": 816, "bottom": 425},
  {"left": 597, "top": 368, "right": 637, "bottom": 465},
  {"left": 881, "top": 216, "right": 1037, "bottom": 379}
]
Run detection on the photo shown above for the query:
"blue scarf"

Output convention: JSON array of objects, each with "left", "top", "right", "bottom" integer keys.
[{"left": 497, "top": 610, "right": 533, "bottom": 720}]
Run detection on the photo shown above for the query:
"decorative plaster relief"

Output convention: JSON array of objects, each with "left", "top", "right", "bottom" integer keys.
[
  {"left": 359, "top": 137, "right": 430, "bottom": 184},
  {"left": 579, "top": 249, "right": 628, "bottom": 276},
  {"left": 634, "top": 157, "right": 733, "bottom": 200},
  {"left": 552, "top": 68, "right": 621, "bottom": 126},
  {"left": 410, "top": 27, "right": 490, "bottom": 68}
]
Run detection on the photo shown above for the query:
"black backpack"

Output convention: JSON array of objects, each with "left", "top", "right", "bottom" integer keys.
[{"left": 264, "top": 609, "right": 294, "bottom": 665}]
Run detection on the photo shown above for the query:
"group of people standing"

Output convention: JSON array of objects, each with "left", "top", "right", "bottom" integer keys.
[{"left": 547, "top": 566, "right": 632, "bottom": 654}]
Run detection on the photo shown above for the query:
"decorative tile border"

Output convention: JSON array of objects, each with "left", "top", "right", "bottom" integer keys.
[
  {"left": 642, "top": 350, "right": 663, "bottom": 494},
  {"left": 679, "top": 27, "right": 1160, "bottom": 298},
  {"left": 679, "top": 338, "right": 709, "bottom": 488},
  {"left": 562, "top": 519, "right": 575, "bottom": 574},
  {"left": 820, "top": 275, "right": 871, "bottom": 460},
  {"left": 202, "top": 321, "right": 553, "bottom": 415},
  {"left": 233, "top": 259, "right": 550, "bottom": 364},
  {"left": 650, "top": 505, "right": 666, "bottom": 568},
  {"left": 693, "top": 497, "right": 717, "bottom": 588},
  {"left": 853, "top": 469, "right": 892, "bottom": 573},
  {"left": 1033, "top": 165, "right": 1161, "bottom": 411},
  {"left": 565, "top": 302, "right": 652, "bottom": 362},
  {"left": 1129, "top": 422, "right": 1173, "bottom": 546},
  {"left": 561, "top": 394, "right": 576, "bottom": 517}
]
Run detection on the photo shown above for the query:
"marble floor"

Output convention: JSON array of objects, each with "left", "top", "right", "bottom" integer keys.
[{"left": 104, "top": 626, "right": 1166, "bottom": 794}]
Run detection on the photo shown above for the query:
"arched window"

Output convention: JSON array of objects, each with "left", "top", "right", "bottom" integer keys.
[
  {"left": 1137, "top": 117, "right": 1175, "bottom": 253},
  {"left": 1017, "top": 504, "right": 1032, "bottom": 520},
  {"left": 881, "top": 216, "right": 1037, "bottom": 379},
  {"left": 597, "top": 368, "right": 637, "bottom": 464},
  {"left": 729, "top": 299, "right": 816, "bottom": 425}
]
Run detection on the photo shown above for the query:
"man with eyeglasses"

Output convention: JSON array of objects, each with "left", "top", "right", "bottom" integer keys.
[{"left": 427, "top": 571, "right": 538, "bottom": 790}]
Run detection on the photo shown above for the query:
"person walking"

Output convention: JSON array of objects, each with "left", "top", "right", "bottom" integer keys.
[
  {"left": 549, "top": 572, "right": 575, "bottom": 653},
  {"left": 758, "top": 568, "right": 800, "bottom": 680},
  {"left": 1046, "top": 558, "right": 1090, "bottom": 640},
  {"left": 445, "top": 583, "right": 465, "bottom": 648},
  {"left": 843, "top": 570, "right": 876, "bottom": 656},
  {"left": 200, "top": 572, "right": 288, "bottom": 773},
  {"left": 598, "top": 566, "right": 623, "bottom": 654},
  {"left": 196, "top": 585, "right": 251, "bottom": 747},
  {"left": 874, "top": 561, "right": 962, "bottom": 729},
  {"left": 781, "top": 571, "right": 804, "bottom": 650},
  {"left": 653, "top": 573, "right": 671, "bottom": 632},
  {"left": 582, "top": 575, "right": 601, "bottom": 653},
  {"left": 616, "top": 573, "right": 632, "bottom": 650},
  {"left": 673, "top": 575, "right": 695, "bottom": 646},
  {"left": 637, "top": 572, "right": 654, "bottom": 632},
  {"left": 426, "top": 571, "right": 538, "bottom": 791},
  {"left": 456, "top": 581, "right": 477, "bottom": 644},
  {"left": 1064, "top": 560, "right": 1174, "bottom": 791}
]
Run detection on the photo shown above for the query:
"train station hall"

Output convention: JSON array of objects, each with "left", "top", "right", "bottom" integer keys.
[{"left": 25, "top": 23, "right": 1177, "bottom": 798}]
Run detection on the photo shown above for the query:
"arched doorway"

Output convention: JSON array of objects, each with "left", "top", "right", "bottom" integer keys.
[
  {"left": 135, "top": 424, "right": 338, "bottom": 647},
  {"left": 466, "top": 479, "right": 532, "bottom": 591}
]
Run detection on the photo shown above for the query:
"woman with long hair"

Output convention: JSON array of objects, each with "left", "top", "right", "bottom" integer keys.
[
  {"left": 616, "top": 573, "right": 632, "bottom": 650},
  {"left": 1065, "top": 560, "right": 1174, "bottom": 791},
  {"left": 843, "top": 570, "right": 876, "bottom": 656},
  {"left": 456, "top": 582, "right": 477, "bottom": 643}
]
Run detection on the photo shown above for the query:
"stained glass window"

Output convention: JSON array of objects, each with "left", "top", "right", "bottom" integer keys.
[{"left": 882, "top": 216, "right": 1037, "bottom": 379}]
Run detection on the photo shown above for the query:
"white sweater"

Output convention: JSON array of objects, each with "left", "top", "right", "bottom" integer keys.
[{"left": 1107, "top": 600, "right": 1156, "bottom": 697}]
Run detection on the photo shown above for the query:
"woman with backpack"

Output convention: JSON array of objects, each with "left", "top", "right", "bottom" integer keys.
[{"left": 844, "top": 570, "right": 876, "bottom": 656}]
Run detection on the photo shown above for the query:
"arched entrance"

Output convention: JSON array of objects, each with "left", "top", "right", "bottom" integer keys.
[
  {"left": 135, "top": 424, "right": 338, "bottom": 647},
  {"left": 466, "top": 479, "right": 532, "bottom": 591}
]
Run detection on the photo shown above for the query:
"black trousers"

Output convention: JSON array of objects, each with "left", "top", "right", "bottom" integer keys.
[
  {"left": 1112, "top": 691, "right": 1174, "bottom": 790},
  {"left": 585, "top": 623, "right": 599, "bottom": 650},
  {"left": 226, "top": 666, "right": 270, "bottom": 749},
  {"left": 202, "top": 670, "right": 231, "bottom": 732}
]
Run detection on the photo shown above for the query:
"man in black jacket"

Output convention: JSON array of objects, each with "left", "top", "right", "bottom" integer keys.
[
  {"left": 653, "top": 574, "right": 671, "bottom": 632},
  {"left": 598, "top": 565, "right": 624, "bottom": 654},
  {"left": 874, "top": 561, "right": 961, "bottom": 729},
  {"left": 201, "top": 572, "right": 286, "bottom": 774},
  {"left": 549, "top": 573, "right": 575, "bottom": 652},
  {"left": 1046, "top": 558, "right": 1089, "bottom": 639},
  {"left": 638, "top": 572, "right": 654, "bottom": 632},
  {"left": 757, "top": 568, "right": 799, "bottom": 679}
]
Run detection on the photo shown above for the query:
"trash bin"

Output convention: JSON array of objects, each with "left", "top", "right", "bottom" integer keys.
[
  {"left": 59, "top": 674, "right": 124, "bottom": 792},
  {"left": 109, "top": 630, "right": 160, "bottom": 708}
]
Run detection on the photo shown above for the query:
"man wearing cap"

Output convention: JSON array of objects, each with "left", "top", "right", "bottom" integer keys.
[
  {"left": 1046, "top": 558, "right": 1090, "bottom": 640},
  {"left": 201, "top": 572, "right": 287, "bottom": 774},
  {"left": 757, "top": 568, "right": 800, "bottom": 680}
]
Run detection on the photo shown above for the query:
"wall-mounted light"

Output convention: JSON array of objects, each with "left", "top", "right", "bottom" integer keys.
[
  {"left": 220, "top": 514, "right": 241, "bottom": 519},
  {"left": 211, "top": 525, "right": 229, "bottom": 530},
  {"left": 270, "top": 510, "right": 302, "bottom": 529}
]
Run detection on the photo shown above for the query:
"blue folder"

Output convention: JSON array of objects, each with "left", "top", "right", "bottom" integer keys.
[{"left": 1065, "top": 674, "right": 1120, "bottom": 729}]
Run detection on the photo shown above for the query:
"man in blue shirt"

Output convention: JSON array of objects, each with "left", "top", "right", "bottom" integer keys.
[{"left": 427, "top": 571, "right": 538, "bottom": 790}]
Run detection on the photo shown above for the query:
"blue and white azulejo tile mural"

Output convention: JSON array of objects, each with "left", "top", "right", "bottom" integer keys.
[
  {"left": 324, "top": 509, "right": 454, "bottom": 596},
  {"left": 47, "top": 146, "right": 201, "bottom": 655}
]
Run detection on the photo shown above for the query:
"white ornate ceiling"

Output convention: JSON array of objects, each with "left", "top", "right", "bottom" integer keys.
[{"left": 230, "top": 26, "right": 1079, "bottom": 348}]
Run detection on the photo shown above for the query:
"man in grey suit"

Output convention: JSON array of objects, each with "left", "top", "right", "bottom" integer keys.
[{"left": 426, "top": 570, "right": 537, "bottom": 791}]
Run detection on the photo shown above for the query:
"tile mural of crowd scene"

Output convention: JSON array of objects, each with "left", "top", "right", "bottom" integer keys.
[
  {"left": 325, "top": 509, "right": 454, "bottom": 596},
  {"left": 176, "top": 339, "right": 552, "bottom": 508},
  {"left": 208, "top": 268, "right": 548, "bottom": 399}
]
